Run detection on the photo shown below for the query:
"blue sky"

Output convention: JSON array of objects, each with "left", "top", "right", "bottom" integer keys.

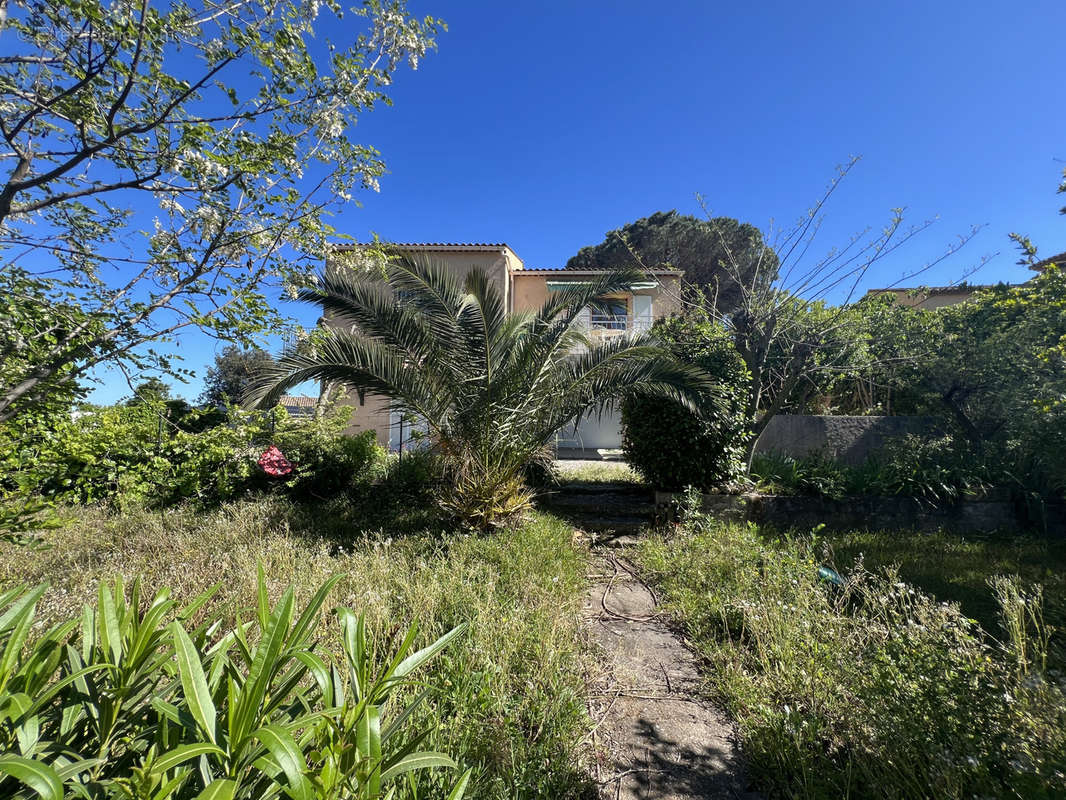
[{"left": 90, "top": 0, "right": 1066, "bottom": 403}]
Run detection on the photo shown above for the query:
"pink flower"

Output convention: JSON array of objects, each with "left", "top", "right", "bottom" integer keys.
[{"left": 258, "top": 445, "right": 294, "bottom": 477}]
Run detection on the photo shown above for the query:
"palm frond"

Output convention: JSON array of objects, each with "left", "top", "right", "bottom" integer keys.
[
  {"left": 551, "top": 334, "right": 721, "bottom": 432},
  {"left": 300, "top": 271, "right": 451, "bottom": 376},
  {"left": 243, "top": 332, "right": 451, "bottom": 432},
  {"left": 383, "top": 251, "right": 468, "bottom": 342}
]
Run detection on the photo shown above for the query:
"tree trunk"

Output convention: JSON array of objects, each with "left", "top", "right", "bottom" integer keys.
[{"left": 744, "top": 412, "right": 772, "bottom": 473}]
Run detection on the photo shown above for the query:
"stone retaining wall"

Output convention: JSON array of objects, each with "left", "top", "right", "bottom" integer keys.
[
  {"left": 655, "top": 490, "right": 1066, "bottom": 537},
  {"left": 753, "top": 414, "right": 940, "bottom": 466}
]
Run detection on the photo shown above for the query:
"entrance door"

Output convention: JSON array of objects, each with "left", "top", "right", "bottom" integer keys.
[{"left": 632, "top": 294, "right": 653, "bottom": 333}]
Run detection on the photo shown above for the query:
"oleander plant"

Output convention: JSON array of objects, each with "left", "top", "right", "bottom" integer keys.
[{"left": 0, "top": 572, "right": 469, "bottom": 800}]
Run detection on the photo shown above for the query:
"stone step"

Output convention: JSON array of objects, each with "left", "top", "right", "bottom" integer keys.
[
  {"left": 537, "top": 504, "right": 654, "bottom": 535},
  {"left": 540, "top": 497, "right": 656, "bottom": 521},
  {"left": 552, "top": 480, "right": 652, "bottom": 497}
]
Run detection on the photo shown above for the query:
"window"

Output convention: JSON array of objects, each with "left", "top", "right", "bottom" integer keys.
[{"left": 589, "top": 299, "right": 628, "bottom": 330}]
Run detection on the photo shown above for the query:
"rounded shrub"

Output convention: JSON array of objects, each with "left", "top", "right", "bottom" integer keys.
[{"left": 622, "top": 313, "right": 750, "bottom": 490}]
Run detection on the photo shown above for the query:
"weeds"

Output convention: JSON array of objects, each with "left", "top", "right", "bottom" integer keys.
[
  {"left": 637, "top": 517, "right": 1066, "bottom": 799},
  {"left": 819, "top": 527, "right": 1066, "bottom": 668},
  {"left": 751, "top": 436, "right": 992, "bottom": 505}
]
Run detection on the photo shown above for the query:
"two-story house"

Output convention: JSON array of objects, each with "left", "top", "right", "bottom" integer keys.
[{"left": 325, "top": 242, "right": 682, "bottom": 454}]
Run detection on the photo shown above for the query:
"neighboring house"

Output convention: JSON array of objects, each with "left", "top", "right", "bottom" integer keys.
[
  {"left": 1031, "top": 251, "right": 1065, "bottom": 273},
  {"left": 862, "top": 284, "right": 992, "bottom": 309},
  {"left": 325, "top": 242, "right": 682, "bottom": 453},
  {"left": 865, "top": 251, "right": 1063, "bottom": 309},
  {"left": 279, "top": 395, "right": 317, "bottom": 419}
]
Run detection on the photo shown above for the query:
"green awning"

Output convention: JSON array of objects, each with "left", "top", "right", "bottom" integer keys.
[
  {"left": 545, "top": 280, "right": 659, "bottom": 291},
  {"left": 546, "top": 281, "right": 592, "bottom": 290}
]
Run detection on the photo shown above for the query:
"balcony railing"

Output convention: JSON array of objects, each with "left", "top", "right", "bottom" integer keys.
[
  {"left": 588, "top": 313, "right": 628, "bottom": 330},
  {"left": 569, "top": 314, "right": 653, "bottom": 355},
  {"left": 585, "top": 314, "right": 652, "bottom": 334}
]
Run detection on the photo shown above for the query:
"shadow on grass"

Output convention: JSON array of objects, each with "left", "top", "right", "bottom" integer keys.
[{"left": 256, "top": 481, "right": 456, "bottom": 546}]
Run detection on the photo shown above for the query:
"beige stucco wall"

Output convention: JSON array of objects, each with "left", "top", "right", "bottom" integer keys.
[
  {"left": 652, "top": 275, "right": 682, "bottom": 317},
  {"left": 510, "top": 272, "right": 682, "bottom": 318},
  {"left": 328, "top": 247, "right": 515, "bottom": 309},
  {"left": 510, "top": 272, "right": 550, "bottom": 313},
  {"left": 331, "top": 393, "right": 389, "bottom": 442},
  {"left": 865, "top": 288, "right": 976, "bottom": 310},
  {"left": 896, "top": 291, "right": 974, "bottom": 309}
]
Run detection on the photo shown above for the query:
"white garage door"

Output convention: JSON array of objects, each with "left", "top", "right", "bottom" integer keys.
[{"left": 559, "top": 408, "right": 623, "bottom": 450}]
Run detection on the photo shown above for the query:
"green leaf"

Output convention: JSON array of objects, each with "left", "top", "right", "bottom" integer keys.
[
  {"left": 98, "top": 583, "right": 123, "bottom": 664},
  {"left": 0, "top": 584, "right": 45, "bottom": 632},
  {"left": 256, "top": 564, "right": 270, "bottom": 629},
  {"left": 446, "top": 768, "right": 473, "bottom": 800},
  {"left": 0, "top": 601, "right": 37, "bottom": 693},
  {"left": 252, "top": 725, "right": 311, "bottom": 800},
  {"left": 392, "top": 624, "right": 466, "bottom": 681},
  {"left": 380, "top": 688, "right": 431, "bottom": 743},
  {"left": 152, "top": 743, "right": 226, "bottom": 774},
  {"left": 179, "top": 582, "right": 222, "bottom": 624},
  {"left": 379, "top": 751, "right": 457, "bottom": 782},
  {"left": 52, "top": 758, "right": 103, "bottom": 783},
  {"left": 195, "top": 778, "right": 236, "bottom": 800},
  {"left": 0, "top": 755, "right": 63, "bottom": 800},
  {"left": 293, "top": 651, "right": 333, "bottom": 706},
  {"left": 231, "top": 586, "right": 294, "bottom": 746},
  {"left": 288, "top": 574, "right": 342, "bottom": 644},
  {"left": 127, "top": 591, "right": 175, "bottom": 667},
  {"left": 170, "top": 621, "right": 217, "bottom": 743},
  {"left": 356, "top": 703, "right": 381, "bottom": 796}
]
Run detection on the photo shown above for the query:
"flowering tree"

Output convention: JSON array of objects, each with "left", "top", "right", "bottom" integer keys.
[{"left": 0, "top": 0, "right": 442, "bottom": 422}]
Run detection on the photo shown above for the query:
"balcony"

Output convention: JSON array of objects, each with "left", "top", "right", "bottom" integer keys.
[
  {"left": 585, "top": 313, "right": 652, "bottom": 337},
  {"left": 569, "top": 313, "right": 653, "bottom": 354}
]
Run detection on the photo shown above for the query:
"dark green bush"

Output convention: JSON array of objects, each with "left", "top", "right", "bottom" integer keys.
[
  {"left": 752, "top": 435, "right": 993, "bottom": 505},
  {"left": 268, "top": 416, "right": 386, "bottom": 500},
  {"left": 622, "top": 314, "right": 750, "bottom": 490}
]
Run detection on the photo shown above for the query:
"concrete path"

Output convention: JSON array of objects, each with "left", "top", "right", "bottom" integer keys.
[{"left": 583, "top": 553, "right": 760, "bottom": 800}]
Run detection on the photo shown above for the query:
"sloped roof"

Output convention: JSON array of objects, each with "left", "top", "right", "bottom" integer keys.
[
  {"left": 864, "top": 285, "right": 990, "bottom": 297},
  {"left": 1032, "top": 251, "right": 1066, "bottom": 271},
  {"left": 514, "top": 267, "right": 683, "bottom": 276},
  {"left": 332, "top": 242, "right": 511, "bottom": 252}
]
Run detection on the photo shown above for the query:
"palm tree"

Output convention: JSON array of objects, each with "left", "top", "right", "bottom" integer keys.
[{"left": 246, "top": 254, "right": 716, "bottom": 527}]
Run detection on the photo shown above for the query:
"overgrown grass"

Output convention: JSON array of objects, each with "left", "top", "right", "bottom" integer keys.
[
  {"left": 818, "top": 528, "right": 1066, "bottom": 666},
  {"left": 635, "top": 517, "right": 1066, "bottom": 799},
  {"left": 0, "top": 497, "right": 596, "bottom": 799}
]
